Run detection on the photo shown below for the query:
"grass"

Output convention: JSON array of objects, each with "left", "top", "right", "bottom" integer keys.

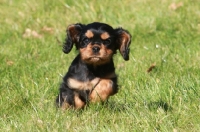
[{"left": 0, "top": 0, "right": 200, "bottom": 131}]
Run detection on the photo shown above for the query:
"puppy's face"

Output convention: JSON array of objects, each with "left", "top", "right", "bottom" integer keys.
[
  {"left": 79, "top": 24, "right": 116, "bottom": 65},
  {"left": 63, "top": 22, "right": 131, "bottom": 65}
]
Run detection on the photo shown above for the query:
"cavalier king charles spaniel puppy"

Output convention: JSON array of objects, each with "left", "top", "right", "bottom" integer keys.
[{"left": 56, "top": 22, "right": 131, "bottom": 109}]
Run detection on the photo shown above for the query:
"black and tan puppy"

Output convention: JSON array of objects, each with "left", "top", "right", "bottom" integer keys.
[{"left": 56, "top": 22, "right": 131, "bottom": 109}]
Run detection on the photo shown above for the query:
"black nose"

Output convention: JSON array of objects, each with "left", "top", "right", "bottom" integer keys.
[{"left": 92, "top": 46, "right": 100, "bottom": 53}]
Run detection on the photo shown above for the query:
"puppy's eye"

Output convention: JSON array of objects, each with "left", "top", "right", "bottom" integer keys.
[
  {"left": 83, "top": 38, "right": 90, "bottom": 43},
  {"left": 103, "top": 39, "right": 111, "bottom": 45},
  {"left": 82, "top": 38, "right": 90, "bottom": 46}
]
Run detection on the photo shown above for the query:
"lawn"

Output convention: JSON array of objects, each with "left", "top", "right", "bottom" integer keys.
[{"left": 0, "top": 0, "right": 200, "bottom": 131}]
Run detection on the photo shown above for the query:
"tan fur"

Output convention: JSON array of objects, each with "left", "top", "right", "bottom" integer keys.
[
  {"left": 67, "top": 77, "right": 100, "bottom": 90},
  {"left": 119, "top": 32, "right": 131, "bottom": 55},
  {"left": 80, "top": 44, "right": 113, "bottom": 65},
  {"left": 74, "top": 93, "right": 85, "bottom": 109},
  {"left": 68, "top": 25, "right": 80, "bottom": 43},
  {"left": 101, "top": 32, "right": 110, "bottom": 40},
  {"left": 85, "top": 30, "right": 94, "bottom": 38},
  {"left": 89, "top": 79, "right": 114, "bottom": 102}
]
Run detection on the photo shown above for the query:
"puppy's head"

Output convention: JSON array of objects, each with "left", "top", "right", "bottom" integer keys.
[{"left": 63, "top": 22, "right": 131, "bottom": 65}]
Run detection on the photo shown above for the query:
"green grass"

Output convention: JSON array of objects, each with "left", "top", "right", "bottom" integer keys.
[{"left": 1, "top": 0, "right": 200, "bottom": 131}]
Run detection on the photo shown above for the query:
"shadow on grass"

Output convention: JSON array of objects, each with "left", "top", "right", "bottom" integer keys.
[
  {"left": 55, "top": 100, "right": 173, "bottom": 114},
  {"left": 86, "top": 100, "right": 135, "bottom": 113},
  {"left": 147, "top": 100, "right": 173, "bottom": 112}
]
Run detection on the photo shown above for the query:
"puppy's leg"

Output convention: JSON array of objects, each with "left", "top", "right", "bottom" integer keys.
[
  {"left": 56, "top": 83, "right": 75, "bottom": 110},
  {"left": 74, "top": 94, "right": 85, "bottom": 109},
  {"left": 89, "top": 79, "right": 117, "bottom": 102},
  {"left": 56, "top": 83, "right": 89, "bottom": 109}
]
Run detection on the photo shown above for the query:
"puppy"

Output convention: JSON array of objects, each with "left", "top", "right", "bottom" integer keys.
[{"left": 56, "top": 22, "right": 131, "bottom": 109}]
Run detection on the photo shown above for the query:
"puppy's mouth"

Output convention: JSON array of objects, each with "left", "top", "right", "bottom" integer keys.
[
  {"left": 89, "top": 57, "right": 101, "bottom": 62},
  {"left": 81, "top": 55, "right": 111, "bottom": 65}
]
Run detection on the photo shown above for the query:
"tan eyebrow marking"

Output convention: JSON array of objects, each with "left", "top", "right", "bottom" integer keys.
[
  {"left": 101, "top": 32, "right": 110, "bottom": 40},
  {"left": 85, "top": 30, "right": 94, "bottom": 38}
]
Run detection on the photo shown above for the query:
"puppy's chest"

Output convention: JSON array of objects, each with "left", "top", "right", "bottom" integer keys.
[
  {"left": 67, "top": 70, "right": 116, "bottom": 91},
  {"left": 67, "top": 77, "right": 99, "bottom": 90}
]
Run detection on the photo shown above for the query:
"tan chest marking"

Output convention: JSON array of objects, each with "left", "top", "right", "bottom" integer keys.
[{"left": 67, "top": 77, "right": 100, "bottom": 90}]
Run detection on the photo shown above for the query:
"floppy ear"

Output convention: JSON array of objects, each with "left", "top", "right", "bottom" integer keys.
[
  {"left": 115, "top": 28, "right": 132, "bottom": 61},
  {"left": 63, "top": 23, "right": 84, "bottom": 54}
]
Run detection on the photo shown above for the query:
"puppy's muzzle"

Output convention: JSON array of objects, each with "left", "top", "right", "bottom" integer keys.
[{"left": 92, "top": 46, "right": 100, "bottom": 54}]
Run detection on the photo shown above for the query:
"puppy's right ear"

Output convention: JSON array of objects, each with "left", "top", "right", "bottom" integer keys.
[{"left": 63, "top": 23, "right": 84, "bottom": 54}]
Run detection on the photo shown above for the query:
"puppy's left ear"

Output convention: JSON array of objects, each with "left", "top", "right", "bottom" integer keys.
[
  {"left": 63, "top": 23, "right": 85, "bottom": 54},
  {"left": 115, "top": 28, "right": 132, "bottom": 61}
]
